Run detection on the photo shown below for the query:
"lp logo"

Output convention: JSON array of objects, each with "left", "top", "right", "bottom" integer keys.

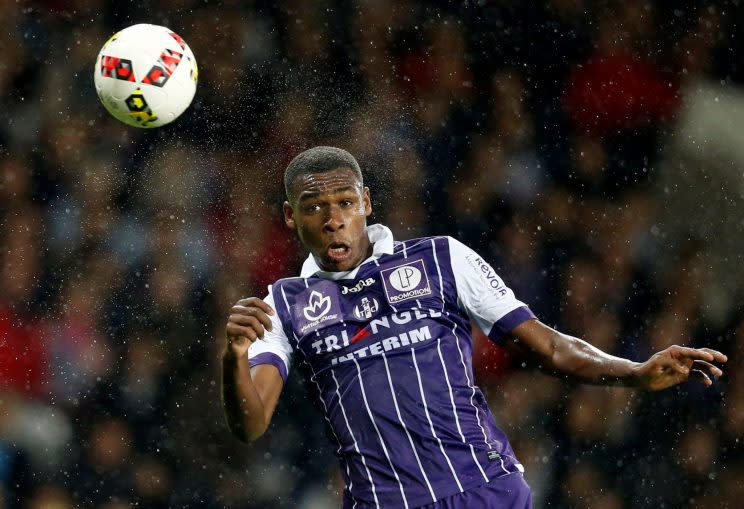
[
  {"left": 389, "top": 265, "right": 422, "bottom": 291},
  {"left": 381, "top": 259, "right": 432, "bottom": 304}
]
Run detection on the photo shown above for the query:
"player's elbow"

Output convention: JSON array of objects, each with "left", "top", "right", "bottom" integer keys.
[
  {"left": 228, "top": 427, "right": 257, "bottom": 443},
  {"left": 239, "top": 421, "right": 270, "bottom": 443},
  {"left": 245, "top": 423, "right": 268, "bottom": 442},
  {"left": 226, "top": 419, "right": 267, "bottom": 443}
]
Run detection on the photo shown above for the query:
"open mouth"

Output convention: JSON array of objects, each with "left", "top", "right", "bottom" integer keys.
[{"left": 326, "top": 242, "right": 351, "bottom": 263}]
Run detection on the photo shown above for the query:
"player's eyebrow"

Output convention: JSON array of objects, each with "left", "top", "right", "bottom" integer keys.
[{"left": 298, "top": 186, "right": 357, "bottom": 201}]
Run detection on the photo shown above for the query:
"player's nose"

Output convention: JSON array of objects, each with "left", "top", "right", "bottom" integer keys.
[{"left": 323, "top": 206, "right": 345, "bottom": 232}]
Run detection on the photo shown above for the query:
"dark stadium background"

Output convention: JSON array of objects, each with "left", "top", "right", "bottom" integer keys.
[{"left": 1, "top": 0, "right": 743, "bottom": 507}]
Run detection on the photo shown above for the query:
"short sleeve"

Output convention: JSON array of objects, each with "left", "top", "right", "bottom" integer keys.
[
  {"left": 247, "top": 286, "right": 293, "bottom": 381},
  {"left": 447, "top": 237, "right": 536, "bottom": 344}
]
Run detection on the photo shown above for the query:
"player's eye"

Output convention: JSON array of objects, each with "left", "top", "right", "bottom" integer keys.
[
  {"left": 305, "top": 204, "right": 321, "bottom": 213},
  {"left": 340, "top": 199, "right": 354, "bottom": 207}
]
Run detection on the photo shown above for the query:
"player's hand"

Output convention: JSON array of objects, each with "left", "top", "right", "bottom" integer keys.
[
  {"left": 635, "top": 345, "right": 727, "bottom": 391},
  {"left": 224, "top": 297, "right": 275, "bottom": 359}
]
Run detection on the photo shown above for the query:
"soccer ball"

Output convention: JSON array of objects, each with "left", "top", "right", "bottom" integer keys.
[{"left": 94, "top": 24, "right": 198, "bottom": 128}]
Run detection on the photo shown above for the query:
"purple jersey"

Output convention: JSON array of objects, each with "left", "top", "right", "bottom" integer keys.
[{"left": 248, "top": 225, "right": 535, "bottom": 508}]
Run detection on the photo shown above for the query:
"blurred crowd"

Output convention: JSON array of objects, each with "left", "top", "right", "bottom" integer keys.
[{"left": 1, "top": 0, "right": 743, "bottom": 507}]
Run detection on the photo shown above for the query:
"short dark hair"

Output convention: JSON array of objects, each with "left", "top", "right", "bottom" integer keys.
[{"left": 284, "top": 146, "right": 363, "bottom": 200}]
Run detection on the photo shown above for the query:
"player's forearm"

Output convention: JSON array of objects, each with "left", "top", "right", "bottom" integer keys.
[
  {"left": 220, "top": 351, "right": 269, "bottom": 442},
  {"left": 547, "top": 330, "right": 641, "bottom": 386}
]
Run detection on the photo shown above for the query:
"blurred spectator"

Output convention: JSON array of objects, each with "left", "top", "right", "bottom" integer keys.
[{"left": 562, "top": 1, "right": 679, "bottom": 135}]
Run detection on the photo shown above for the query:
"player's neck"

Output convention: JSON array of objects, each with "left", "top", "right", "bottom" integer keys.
[{"left": 352, "top": 229, "right": 373, "bottom": 269}]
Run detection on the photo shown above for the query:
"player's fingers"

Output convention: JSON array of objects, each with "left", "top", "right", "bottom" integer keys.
[
  {"left": 226, "top": 323, "right": 258, "bottom": 342},
  {"left": 247, "top": 310, "right": 273, "bottom": 332},
  {"left": 236, "top": 297, "right": 275, "bottom": 316},
  {"left": 229, "top": 314, "right": 266, "bottom": 339},
  {"left": 689, "top": 369, "right": 713, "bottom": 386},
  {"left": 671, "top": 346, "right": 715, "bottom": 362},
  {"left": 692, "top": 359, "right": 723, "bottom": 378},
  {"left": 230, "top": 305, "right": 273, "bottom": 332},
  {"left": 699, "top": 348, "right": 728, "bottom": 363},
  {"left": 671, "top": 361, "right": 690, "bottom": 376}
]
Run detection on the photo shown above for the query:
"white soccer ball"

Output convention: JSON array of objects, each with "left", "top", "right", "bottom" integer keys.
[{"left": 94, "top": 24, "right": 198, "bottom": 128}]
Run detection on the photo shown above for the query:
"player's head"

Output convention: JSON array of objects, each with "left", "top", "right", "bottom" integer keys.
[
  {"left": 283, "top": 146, "right": 372, "bottom": 272},
  {"left": 283, "top": 146, "right": 363, "bottom": 201}
]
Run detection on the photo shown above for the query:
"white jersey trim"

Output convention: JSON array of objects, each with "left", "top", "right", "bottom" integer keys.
[
  {"left": 331, "top": 369, "right": 380, "bottom": 508},
  {"left": 246, "top": 286, "right": 293, "bottom": 378},
  {"left": 381, "top": 352, "right": 437, "bottom": 503},
  {"left": 411, "top": 348, "right": 464, "bottom": 492},
  {"left": 352, "top": 357, "right": 410, "bottom": 509}
]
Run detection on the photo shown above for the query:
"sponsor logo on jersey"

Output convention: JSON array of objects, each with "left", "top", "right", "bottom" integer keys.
[
  {"left": 303, "top": 290, "right": 332, "bottom": 321},
  {"left": 310, "top": 307, "right": 442, "bottom": 355},
  {"left": 464, "top": 254, "right": 509, "bottom": 297},
  {"left": 353, "top": 297, "right": 379, "bottom": 320},
  {"left": 381, "top": 259, "right": 432, "bottom": 303},
  {"left": 331, "top": 325, "right": 432, "bottom": 365},
  {"left": 341, "top": 277, "right": 375, "bottom": 295}
]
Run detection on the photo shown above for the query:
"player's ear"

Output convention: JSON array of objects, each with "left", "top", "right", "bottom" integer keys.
[
  {"left": 283, "top": 201, "right": 296, "bottom": 230},
  {"left": 363, "top": 186, "right": 372, "bottom": 217}
]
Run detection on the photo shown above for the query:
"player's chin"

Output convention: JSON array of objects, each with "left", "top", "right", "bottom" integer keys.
[
  {"left": 320, "top": 251, "right": 357, "bottom": 272},
  {"left": 321, "top": 258, "right": 354, "bottom": 272}
]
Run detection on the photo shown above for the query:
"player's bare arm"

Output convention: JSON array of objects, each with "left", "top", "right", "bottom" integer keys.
[
  {"left": 508, "top": 319, "right": 727, "bottom": 390},
  {"left": 221, "top": 297, "right": 284, "bottom": 442}
]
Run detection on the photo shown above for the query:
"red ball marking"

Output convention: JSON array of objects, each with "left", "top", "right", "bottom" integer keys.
[{"left": 160, "top": 50, "right": 182, "bottom": 75}]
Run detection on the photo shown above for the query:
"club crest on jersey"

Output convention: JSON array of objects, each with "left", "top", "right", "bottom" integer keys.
[
  {"left": 303, "top": 290, "right": 332, "bottom": 321},
  {"left": 381, "top": 259, "right": 432, "bottom": 304},
  {"left": 353, "top": 297, "right": 379, "bottom": 320}
]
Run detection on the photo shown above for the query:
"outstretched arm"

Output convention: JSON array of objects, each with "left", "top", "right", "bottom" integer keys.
[
  {"left": 443, "top": 237, "right": 727, "bottom": 391},
  {"left": 508, "top": 320, "right": 727, "bottom": 390}
]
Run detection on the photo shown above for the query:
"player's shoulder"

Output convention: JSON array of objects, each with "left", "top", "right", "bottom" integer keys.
[
  {"left": 271, "top": 276, "right": 305, "bottom": 285},
  {"left": 393, "top": 234, "right": 457, "bottom": 254},
  {"left": 266, "top": 276, "right": 306, "bottom": 294}
]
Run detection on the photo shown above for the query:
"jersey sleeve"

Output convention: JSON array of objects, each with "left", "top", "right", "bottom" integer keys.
[
  {"left": 246, "top": 286, "right": 293, "bottom": 382},
  {"left": 447, "top": 237, "right": 536, "bottom": 344}
]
